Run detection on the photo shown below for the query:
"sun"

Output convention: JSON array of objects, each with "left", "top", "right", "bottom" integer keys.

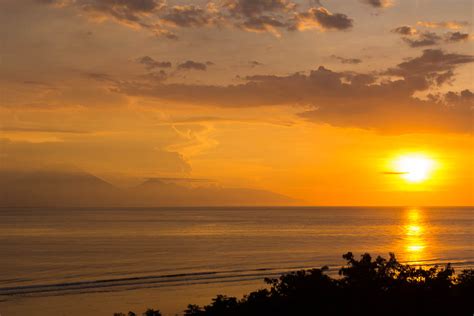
[{"left": 393, "top": 154, "right": 435, "bottom": 183}]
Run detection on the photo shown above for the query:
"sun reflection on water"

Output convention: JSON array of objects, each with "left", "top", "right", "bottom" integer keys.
[{"left": 403, "top": 208, "right": 429, "bottom": 264}]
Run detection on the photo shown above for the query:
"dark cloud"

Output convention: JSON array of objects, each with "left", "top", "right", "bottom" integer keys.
[
  {"left": 392, "top": 26, "right": 417, "bottom": 36},
  {"left": 136, "top": 56, "right": 172, "bottom": 69},
  {"left": 343, "top": 73, "right": 377, "bottom": 86},
  {"left": 240, "top": 15, "right": 288, "bottom": 34},
  {"left": 442, "top": 89, "right": 474, "bottom": 107},
  {"left": 224, "top": 0, "right": 294, "bottom": 35},
  {"left": 225, "top": 0, "right": 296, "bottom": 18},
  {"left": 177, "top": 61, "right": 208, "bottom": 71},
  {"left": 312, "top": 7, "right": 353, "bottom": 30},
  {"left": 160, "top": 5, "right": 217, "bottom": 28},
  {"left": 331, "top": 55, "right": 362, "bottom": 64},
  {"left": 116, "top": 49, "right": 473, "bottom": 133},
  {"left": 38, "top": 0, "right": 180, "bottom": 38},
  {"left": 386, "top": 49, "right": 474, "bottom": 79},
  {"left": 291, "top": 7, "right": 353, "bottom": 31},
  {"left": 402, "top": 31, "right": 441, "bottom": 47},
  {"left": 391, "top": 26, "right": 441, "bottom": 47},
  {"left": 298, "top": 88, "right": 473, "bottom": 134},
  {"left": 39, "top": 0, "right": 354, "bottom": 37},
  {"left": 393, "top": 26, "right": 470, "bottom": 47},
  {"left": 227, "top": 1, "right": 354, "bottom": 34},
  {"left": 433, "top": 70, "right": 454, "bottom": 86},
  {"left": 61, "top": 0, "right": 163, "bottom": 26},
  {"left": 445, "top": 32, "right": 470, "bottom": 42},
  {"left": 360, "top": 0, "right": 393, "bottom": 8}
]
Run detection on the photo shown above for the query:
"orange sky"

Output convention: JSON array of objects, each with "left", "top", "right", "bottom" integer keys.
[{"left": 0, "top": 0, "right": 473, "bottom": 205}]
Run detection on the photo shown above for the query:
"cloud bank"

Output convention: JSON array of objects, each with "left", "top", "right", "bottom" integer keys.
[
  {"left": 39, "top": 0, "right": 355, "bottom": 38},
  {"left": 113, "top": 49, "right": 473, "bottom": 134},
  {"left": 392, "top": 25, "right": 471, "bottom": 47}
]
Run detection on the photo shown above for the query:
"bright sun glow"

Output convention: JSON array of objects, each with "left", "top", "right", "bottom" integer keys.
[{"left": 394, "top": 154, "right": 435, "bottom": 183}]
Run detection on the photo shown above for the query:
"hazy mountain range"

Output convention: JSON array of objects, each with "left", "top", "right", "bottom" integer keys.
[{"left": 0, "top": 169, "right": 296, "bottom": 207}]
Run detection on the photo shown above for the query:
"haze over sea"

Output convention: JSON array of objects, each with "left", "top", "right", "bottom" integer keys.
[{"left": 1, "top": 207, "right": 472, "bottom": 316}]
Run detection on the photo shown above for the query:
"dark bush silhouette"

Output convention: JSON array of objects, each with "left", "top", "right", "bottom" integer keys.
[
  {"left": 115, "top": 252, "right": 474, "bottom": 316},
  {"left": 143, "top": 309, "right": 162, "bottom": 316},
  {"left": 114, "top": 309, "right": 161, "bottom": 316}
]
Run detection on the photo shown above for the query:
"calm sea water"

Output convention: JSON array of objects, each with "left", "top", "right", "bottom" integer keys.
[{"left": 0, "top": 207, "right": 472, "bottom": 315}]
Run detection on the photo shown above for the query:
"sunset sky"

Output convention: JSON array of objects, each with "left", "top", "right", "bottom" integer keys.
[{"left": 1, "top": 0, "right": 473, "bottom": 205}]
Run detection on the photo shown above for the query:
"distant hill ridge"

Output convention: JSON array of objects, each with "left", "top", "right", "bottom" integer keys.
[{"left": 0, "top": 169, "right": 296, "bottom": 207}]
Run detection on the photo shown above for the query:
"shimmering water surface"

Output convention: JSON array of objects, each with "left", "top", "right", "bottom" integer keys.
[{"left": 0, "top": 207, "right": 472, "bottom": 315}]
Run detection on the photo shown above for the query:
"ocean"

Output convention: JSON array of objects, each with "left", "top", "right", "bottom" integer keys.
[{"left": 0, "top": 207, "right": 472, "bottom": 315}]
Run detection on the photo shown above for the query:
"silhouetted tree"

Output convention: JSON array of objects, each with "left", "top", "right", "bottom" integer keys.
[
  {"left": 143, "top": 308, "right": 162, "bottom": 316},
  {"left": 183, "top": 252, "right": 473, "bottom": 316},
  {"left": 116, "top": 252, "right": 474, "bottom": 316},
  {"left": 113, "top": 309, "right": 156, "bottom": 316}
]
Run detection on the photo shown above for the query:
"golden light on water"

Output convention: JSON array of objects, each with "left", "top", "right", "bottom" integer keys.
[
  {"left": 402, "top": 208, "right": 429, "bottom": 264},
  {"left": 406, "top": 224, "right": 422, "bottom": 235}
]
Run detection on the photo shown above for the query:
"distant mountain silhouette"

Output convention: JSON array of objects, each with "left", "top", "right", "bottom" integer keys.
[
  {"left": 0, "top": 169, "right": 120, "bottom": 207},
  {"left": 0, "top": 170, "right": 296, "bottom": 207},
  {"left": 129, "top": 178, "right": 295, "bottom": 206}
]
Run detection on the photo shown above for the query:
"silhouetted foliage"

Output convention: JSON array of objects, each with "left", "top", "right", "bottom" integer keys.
[
  {"left": 116, "top": 252, "right": 474, "bottom": 316},
  {"left": 114, "top": 309, "right": 160, "bottom": 316},
  {"left": 143, "top": 308, "right": 162, "bottom": 316}
]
